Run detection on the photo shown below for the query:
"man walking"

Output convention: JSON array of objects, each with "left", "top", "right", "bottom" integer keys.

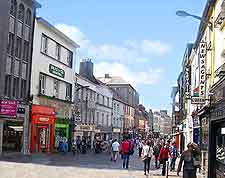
[
  {"left": 153, "top": 142, "right": 160, "bottom": 169},
  {"left": 170, "top": 142, "right": 178, "bottom": 171},
  {"left": 111, "top": 139, "right": 120, "bottom": 162},
  {"left": 121, "top": 137, "right": 131, "bottom": 169}
]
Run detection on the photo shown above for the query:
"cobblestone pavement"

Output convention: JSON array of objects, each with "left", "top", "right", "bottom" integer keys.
[{"left": 0, "top": 151, "right": 179, "bottom": 178}]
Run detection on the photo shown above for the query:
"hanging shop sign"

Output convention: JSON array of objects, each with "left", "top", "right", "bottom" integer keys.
[
  {"left": 0, "top": 100, "right": 18, "bottom": 117},
  {"left": 191, "top": 96, "right": 206, "bottom": 104},
  {"left": 199, "top": 42, "right": 207, "bottom": 98},
  {"left": 49, "top": 64, "right": 65, "bottom": 78},
  {"left": 185, "top": 65, "right": 191, "bottom": 99}
]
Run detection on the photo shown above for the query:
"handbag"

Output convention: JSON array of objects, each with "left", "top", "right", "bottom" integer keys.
[{"left": 192, "top": 153, "right": 201, "bottom": 168}]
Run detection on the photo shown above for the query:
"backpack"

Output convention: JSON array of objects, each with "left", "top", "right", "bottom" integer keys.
[
  {"left": 153, "top": 146, "right": 159, "bottom": 156},
  {"left": 122, "top": 141, "right": 130, "bottom": 154}
]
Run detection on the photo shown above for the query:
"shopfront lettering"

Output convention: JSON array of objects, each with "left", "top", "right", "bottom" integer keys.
[
  {"left": 199, "top": 42, "right": 207, "bottom": 98},
  {"left": 39, "top": 117, "right": 49, "bottom": 122},
  {"left": 185, "top": 66, "right": 191, "bottom": 99},
  {"left": 49, "top": 64, "right": 65, "bottom": 78}
]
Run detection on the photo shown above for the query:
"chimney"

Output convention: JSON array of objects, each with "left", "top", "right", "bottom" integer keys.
[
  {"left": 105, "top": 74, "right": 110, "bottom": 78},
  {"left": 79, "top": 58, "right": 94, "bottom": 80}
]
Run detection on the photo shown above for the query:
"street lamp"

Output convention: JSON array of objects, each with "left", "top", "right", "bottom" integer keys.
[{"left": 176, "top": 10, "right": 212, "bottom": 28}]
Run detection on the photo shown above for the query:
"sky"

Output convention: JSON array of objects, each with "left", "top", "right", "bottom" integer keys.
[{"left": 37, "top": 0, "right": 207, "bottom": 113}]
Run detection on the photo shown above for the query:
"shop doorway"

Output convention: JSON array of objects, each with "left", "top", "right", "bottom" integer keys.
[
  {"left": 36, "top": 125, "right": 49, "bottom": 152},
  {"left": 3, "top": 120, "right": 23, "bottom": 152}
]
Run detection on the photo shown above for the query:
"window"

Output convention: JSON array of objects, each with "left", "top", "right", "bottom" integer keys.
[
  {"left": 107, "top": 97, "right": 110, "bottom": 107},
  {"left": 17, "top": 21, "right": 23, "bottom": 37},
  {"left": 67, "top": 50, "right": 73, "bottom": 67},
  {"left": 24, "top": 26, "right": 30, "bottom": 41},
  {"left": 97, "top": 94, "right": 99, "bottom": 103},
  {"left": 39, "top": 74, "right": 46, "bottom": 94},
  {"left": 55, "top": 43, "right": 61, "bottom": 60},
  {"left": 21, "top": 79, "right": 26, "bottom": 98},
  {"left": 10, "top": 0, "right": 17, "bottom": 17},
  {"left": 23, "top": 41, "right": 29, "bottom": 61},
  {"left": 53, "top": 79, "right": 59, "bottom": 98},
  {"left": 14, "top": 60, "right": 20, "bottom": 76},
  {"left": 96, "top": 112, "right": 99, "bottom": 124},
  {"left": 117, "top": 104, "right": 119, "bottom": 115},
  {"left": 4, "top": 75, "right": 11, "bottom": 97},
  {"left": 12, "top": 77, "right": 19, "bottom": 98},
  {"left": 113, "top": 103, "right": 116, "bottom": 115},
  {"left": 41, "top": 35, "right": 48, "bottom": 54},
  {"left": 103, "top": 96, "right": 105, "bottom": 105},
  {"left": 25, "top": 9, "right": 31, "bottom": 26},
  {"left": 102, "top": 113, "right": 104, "bottom": 125},
  {"left": 21, "top": 63, "right": 27, "bottom": 79},
  {"left": 6, "top": 56, "right": 12, "bottom": 74},
  {"left": 66, "top": 83, "right": 72, "bottom": 101},
  {"left": 9, "top": 16, "right": 15, "bottom": 33},
  {"left": 7, "top": 33, "right": 14, "bottom": 55},
  {"left": 18, "top": 4, "right": 24, "bottom": 22},
  {"left": 15, "top": 36, "right": 22, "bottom": 58},
  {"left": 106, "top": 114, "right": 109, "bottom": 126}
]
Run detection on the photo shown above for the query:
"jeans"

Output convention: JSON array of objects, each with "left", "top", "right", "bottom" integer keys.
[
  {"left": 155, "top": 155, "right": 159, "bottom": 168},
  {"left": 183, "top": 169, "right": 197, "bottom": 178},
  {"left": 144, "top": 157, "right": 151, "bottom": 174},
  {"left": 138, "top": 148, "right": 142, "bottom": 157},
  {"left": 162, "top": 158, "right": 168, "bottom": 176},
  {"left": 170, "top": 157, "right": 177, "bottom": 170},
  {"left": 122, "top": 154, "right": 130, "bottom": 169}
]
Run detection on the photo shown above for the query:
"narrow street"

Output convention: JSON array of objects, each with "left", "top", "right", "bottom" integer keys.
[{"left": 0, "top": 151, "right": 179, "bottom": 178}]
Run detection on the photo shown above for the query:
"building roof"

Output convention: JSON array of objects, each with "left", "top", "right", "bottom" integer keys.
[
  {"left": 97, "top": 76, "right": 129, "bottom": 85},
  {"left": 36, "top": 17, "right": 80, "bottom": 48}
]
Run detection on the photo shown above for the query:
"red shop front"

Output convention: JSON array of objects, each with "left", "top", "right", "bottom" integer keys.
[{"left": 30, "top": 105, "right": 55, "bottom": 153}]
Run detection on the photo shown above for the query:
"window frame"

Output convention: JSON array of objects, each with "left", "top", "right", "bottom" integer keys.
[{"left": 39, "top": 74, "right": 46, "bottom": 95}]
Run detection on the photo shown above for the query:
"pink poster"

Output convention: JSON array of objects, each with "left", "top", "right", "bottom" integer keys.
[{"left": 0, "top": 100, "right": 18, "bottom": 117}]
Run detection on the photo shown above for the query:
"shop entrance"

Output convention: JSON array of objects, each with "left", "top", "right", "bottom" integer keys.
[{"left": 36, "top": 125, "right": 49, "bottom": 152}]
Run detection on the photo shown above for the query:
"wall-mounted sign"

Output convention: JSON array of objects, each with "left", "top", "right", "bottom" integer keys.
[
  {"left": 49, "top": 64, "right": 65, "bottom": 78},
  {"left": 185, "top": 65, "right": 191, "bottom": 99},
  {"left": 199, "top": 42, "right": 207, "bottom": 98},
  {"left": 0, "top": 100, "right": 18, "bottom": 117},
  {"left": 39, "top": 117, "right": 49, "bottom": 122},
  {"left": 191, "top": 97, "right": 206, "bottom": 104}
]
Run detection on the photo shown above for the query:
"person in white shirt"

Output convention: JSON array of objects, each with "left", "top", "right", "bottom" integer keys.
[
  {"left": 138, "top": 140, "right": 143, "bottom": 157},
  {"left": 142, "top": 140, "right": 153, "bottom": 175},
  {"left": 111, "top": 139, "right": 120, "bottom": 162}
]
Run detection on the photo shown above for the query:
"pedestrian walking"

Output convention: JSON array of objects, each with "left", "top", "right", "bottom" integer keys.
[
  {"left": 142, "top": 140, "right": 153, "bottom": 175},
  {"left": 76, "top": 136, "right": 82, "bottom": 153},
  {"left": 170, "top": 142, "right": 178, "bottom": 171},
  {"left": 120, "top": 137, "right": 131, "bottom": 169},
  {"left": 153, "top": 143, "right": 160, "bottom": 169},
  {"left": 138, "top": 140, "right": 143, "bottom": 157},
  {"left": 177, "top": 142, "right": 201, "bottom": 178},
  {"left": 81, "top": 138, "right": 87, "bottom": 154},
  {"left": 158, "top": 141, "right": 171, "bottom": 176},
  {"left": 111, "top": 139, "right": 120, "bottom": 162}
]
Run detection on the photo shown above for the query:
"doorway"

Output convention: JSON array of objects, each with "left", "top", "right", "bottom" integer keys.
[{"left": 35, "top": 125, "right": 49, "bottom": 152}]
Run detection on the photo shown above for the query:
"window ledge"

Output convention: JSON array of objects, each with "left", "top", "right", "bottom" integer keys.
[{"left": 38, "top": 94, "right": 73, "bottom": 104}]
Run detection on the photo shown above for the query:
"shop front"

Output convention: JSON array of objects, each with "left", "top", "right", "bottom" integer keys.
[
  {"left": 112, "top": 128, "right": 121, "bottom": 141},
  {"left": 30, "top": 105, "right": 55, "bottom": 153},
  {"left": 0, "top": 100, "right": 30, "bottom": 154},
  {"left": 54, "top": 118, "right": 70, "bottom": 151}
]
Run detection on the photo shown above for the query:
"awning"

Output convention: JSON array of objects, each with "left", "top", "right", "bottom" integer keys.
[{"left": 8, "top": 126, "right": 23, "bottom": 132}]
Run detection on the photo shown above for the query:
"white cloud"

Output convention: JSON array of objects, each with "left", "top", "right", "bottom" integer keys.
[
  {"left": 55, "top": 23, "right": 172, "bottom": 64},
  {"left": 94, "top": 62, "right": 162, "bottom": 87}
]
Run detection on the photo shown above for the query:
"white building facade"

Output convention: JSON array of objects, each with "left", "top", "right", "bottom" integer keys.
[{"left": 30, "top": 17, "right": 79, "bottom": 153}]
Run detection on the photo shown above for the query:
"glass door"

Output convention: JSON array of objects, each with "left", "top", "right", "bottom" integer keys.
[{"left": 36, "top": 125, "right": 49, "bottom": 152}]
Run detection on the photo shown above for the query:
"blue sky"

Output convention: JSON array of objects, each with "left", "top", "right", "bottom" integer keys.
[{"left": 37, "top": 0, "right": 207, "bottom": 113}]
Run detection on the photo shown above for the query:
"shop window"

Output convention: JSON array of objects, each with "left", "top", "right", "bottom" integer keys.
[
  {"left": 25, "top": 9, "right": 31, "bottom": 26},
  {"left": 23, "top": 41, "right": 29, "bottom": 61},
  {"left": 4, "top": 75, "right": 11, "bottom": 97},
  {"left": 216, "top": 127, "right": 225, "bottom": 164},
  {"left": 12, "top": 77, "right": 19, "bottom": 98},
  {"left": 53, "top": 79, "right": 59, "bottom": 98},
  {"left": 18, "top": 4, "right": 24, "bottom": 22},
  {"left": 39, "top": 74, "right": 46, "bottom": 95},
  {"left": 7, "top": 33, "right": 14, "bottom": 55},
  {"left": 41, "top": 35, "right": 48, "bottom": 54},
  {"left": 10, "top": 0, "right": 17, "bottom": 17},
  {"left": 15, "top": 36, "right": 22, "bottom": 58}
]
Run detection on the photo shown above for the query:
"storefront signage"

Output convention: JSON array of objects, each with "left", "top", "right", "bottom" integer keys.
[
  {"left": 191, "top": 97, "right": 206, "bottom": 104},
  {"left": 185, "top": 65, "right": 191, "bottom": 99},
  {"left": 199, "top": 42, "right": 207, "bottom": 98},
  {"left": 0, "top": 100, "right": 17, "bottom": 117},
  {"left": 39, "top": 117, "right": 49, "bottom": 122},
  {"left": 49, "top": 64, "right": 65, "bottom": 78},
  {"left": 113, "top": 128, "right": 121, "bottom": 133}
]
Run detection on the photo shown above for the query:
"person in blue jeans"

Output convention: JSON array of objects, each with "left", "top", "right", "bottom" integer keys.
[
  {"left": 121, "top": 137, "right": 130, "bottom": 169},
  {"left": 170, "top": 142, "right": 178, "bottom": 171}
]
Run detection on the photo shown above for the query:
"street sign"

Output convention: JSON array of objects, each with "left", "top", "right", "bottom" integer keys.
[{"left": 191, "top": 97, "right": 206, "bottom": 104}]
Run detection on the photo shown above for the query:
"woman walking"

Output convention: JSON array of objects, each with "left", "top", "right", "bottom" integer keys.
[
  {"left": 142, "top": 140, "right": 153, "bottom": 175},
  {"left": 158, "top": 141, "right": 171, "bottom": 176},
  {"left": 177, "top": 142, "right": 201, "bottom": 178}
]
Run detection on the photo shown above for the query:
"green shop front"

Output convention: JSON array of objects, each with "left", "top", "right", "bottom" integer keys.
[{"left": 54, "top": 119, "right": 70, "bottom": 151}]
